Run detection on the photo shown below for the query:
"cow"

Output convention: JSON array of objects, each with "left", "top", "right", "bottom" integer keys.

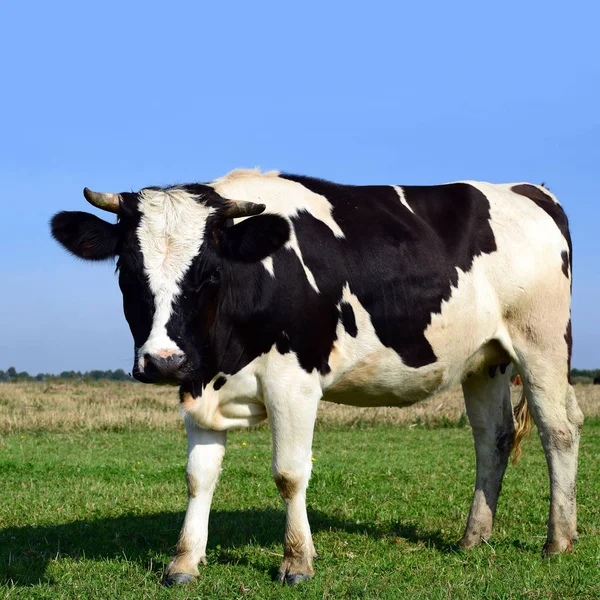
[{"left": 51, "top": 169, "right": 582, "bottom": 586}]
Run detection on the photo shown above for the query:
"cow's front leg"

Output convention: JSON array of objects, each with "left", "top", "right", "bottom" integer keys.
[
  {"left": 162, "top": 418, "right": 227, "bottom": 586},
  {"left": 264, "top": 366, "right": 321, "bottom": 585}
]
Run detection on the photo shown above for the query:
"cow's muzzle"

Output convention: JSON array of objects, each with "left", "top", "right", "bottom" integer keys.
[{"left": 136, "top": 351, "right": 188, "bottom": 384}]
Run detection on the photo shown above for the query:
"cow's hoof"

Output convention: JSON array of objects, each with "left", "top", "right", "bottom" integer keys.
[
  {"left": 457, "top": 533, "right": 485, "bottom": 550},
  {"left": 161, "top": 572, "right": 195, "bottom": 586},
  {"left": 284, "top": 573, "right": 312, "bottom": 586},
  {"left": 542, "top": 539, "right": 573, "bottom": 557}
]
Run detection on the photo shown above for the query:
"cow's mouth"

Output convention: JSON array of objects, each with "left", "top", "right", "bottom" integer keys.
[{"left": 132, "top": 365, "right": 195, "bottom": 386}]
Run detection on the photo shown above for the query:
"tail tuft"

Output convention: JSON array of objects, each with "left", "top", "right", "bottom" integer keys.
[{"left": 510, "top": 389, "right": 534, "bottom": 464}]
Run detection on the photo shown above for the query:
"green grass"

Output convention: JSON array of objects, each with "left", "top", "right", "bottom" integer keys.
[{"left": 1, "top": 423, "right": 599, "bottom": 599}]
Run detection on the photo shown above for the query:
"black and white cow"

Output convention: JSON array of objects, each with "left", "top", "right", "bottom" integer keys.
[{"left": 51, "top": 169, "right": 581, "bottom": 585}]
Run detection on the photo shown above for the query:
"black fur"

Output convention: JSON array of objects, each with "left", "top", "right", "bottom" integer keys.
[
  {"left": 565, "top": 318, "right": 572, "bottom": 384},
  {"left": 216, "top": 214, "right": 291, "bottom": 263},
  {"left": 51, "top": 211, "right": 118, "bottom": 260},
  {"left": 561, "top": 250, "right": 570, "bottom": 278},
  {"left": 339, "top": 302, "right": 358, "bottom": 338},
  {"left": 213, "top": 376, "right": 227, "bottom": 391},
  {"left": 282, "top": 176, "right": 497, "bottom": 368}
]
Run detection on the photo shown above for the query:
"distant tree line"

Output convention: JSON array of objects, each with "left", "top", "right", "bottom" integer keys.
[
  {"left": 0, "top": 367, "right": 132, "bottom": 382},
  {"left": 570, "top": 368, "right": 600, "bottom": 379},
  {"left": 1, "top": 366, "right": 598, "bottom": 384}
]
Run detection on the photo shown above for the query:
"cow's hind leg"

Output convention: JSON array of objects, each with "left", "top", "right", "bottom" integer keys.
[
  {"left": 163, "top": 419, "right": 227, "bottom": 585},
  {"left": 459, "top": 367, "right": 514, "bottom": 549},
  {"left": 518, "top": 361, "right": 583, "bottom": 555}
]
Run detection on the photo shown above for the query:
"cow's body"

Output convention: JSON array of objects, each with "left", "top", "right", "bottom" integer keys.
[{"left": 51, "top": 169, "right": 582, "bottom": 586}]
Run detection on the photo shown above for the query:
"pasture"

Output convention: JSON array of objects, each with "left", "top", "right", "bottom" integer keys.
[{"left": 1, "top": 382, "right": 599, "bottom": 599}]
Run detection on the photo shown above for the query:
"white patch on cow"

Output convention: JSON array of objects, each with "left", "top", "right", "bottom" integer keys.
[
  {"left": 262, "top": 256, "right": 275, "bottom": 277},
  {"left": 464, "top": 180, "right": 571, "bottom": 339},
  {"left": 181, "top": 343, "right": 322, "bottom": 432},
  {"left": 209, "top": 169, "right": 349, "bottom": 293},
  {"left": 181, "top": 361, "right": 266, "bottom": 430},
  {"left": 210, "top": 168, "right": 345, "bottom": 238},
  {"left": 414, "top": 181, "right": 569, "bottom": 384},
  {"left": 137, "top": 188, "right": 213, "bottom": 366},
  {"left": 285, "top": 227, "right": 320, "bottom": 293},
  {"left": 393, "top": 185, "right": 414, "bottom": 213}
]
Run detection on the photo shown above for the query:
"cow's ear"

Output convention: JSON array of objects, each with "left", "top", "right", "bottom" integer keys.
[
  {"left": 215, "top": 214, "right": 290, "bottom": 262},
  {"left": 51, "top": 211, "right": 118, "bottom": 260}
]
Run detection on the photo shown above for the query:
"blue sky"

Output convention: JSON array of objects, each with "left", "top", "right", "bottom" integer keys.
[{"left": 1, "top": 1, "right": 598, "bottom": 373}]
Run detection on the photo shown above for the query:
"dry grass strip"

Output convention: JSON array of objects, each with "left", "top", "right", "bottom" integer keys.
[{"left": 1, "top": 381, "right": 599, "bottom": 434}]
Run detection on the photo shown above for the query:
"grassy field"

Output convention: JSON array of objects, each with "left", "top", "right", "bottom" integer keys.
[{"left": 1, "top": 382, "right": 599, "bottom": 599}]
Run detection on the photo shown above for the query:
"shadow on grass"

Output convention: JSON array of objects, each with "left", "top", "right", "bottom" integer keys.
[{"left": 0, "top": 508, "right": 455, "bottom": 586}]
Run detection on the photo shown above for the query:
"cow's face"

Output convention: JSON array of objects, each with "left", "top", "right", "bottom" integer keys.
[{"left": 51, "top": 185, "right": 288, "bottom": 385}]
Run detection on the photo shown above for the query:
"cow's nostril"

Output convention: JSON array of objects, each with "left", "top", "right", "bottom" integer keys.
[{"left": 167, "top": 353, "right": 186, "bottom": 369}]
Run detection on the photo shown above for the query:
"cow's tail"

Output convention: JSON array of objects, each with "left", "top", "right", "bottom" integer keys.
[{"left": 510, "top": 388, "right": 533, "bottom": 464}]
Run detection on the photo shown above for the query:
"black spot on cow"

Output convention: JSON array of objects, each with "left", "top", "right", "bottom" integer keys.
[
  {"left": 339, "top": 302, "right": 358, "bottom": 337},
  {"left": 496, "top": 428, "right": 513, "bottom": 457},
  {"left": 565, "top": 318, "right": 572, "bottom": 384},
  {"left": 561, "top": 250, "right": 570, "bottom": 278},
  {"left": 499, "top": 363, "right": 509, "bottom": 374},
  {"left": 511, "top": 184, "right": 572, "bottom": 281},
  {"left": 213, "top": 376, "right": 227, "bottom": 391},
  {"left": 284, "top": 175, "right": 498, "bottom": 368},
  {"left": 180, "top": 380, "right": 203, "bottom": 401}
]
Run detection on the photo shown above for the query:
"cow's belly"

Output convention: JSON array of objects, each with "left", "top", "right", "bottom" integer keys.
[
  {"left": 321, "top": 257, "right": 509, "bottom": 407},
  {"left": 323, "top": 347, "right": 447, "bottom": 407}
]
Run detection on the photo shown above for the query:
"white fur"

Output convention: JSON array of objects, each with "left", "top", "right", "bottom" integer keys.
[
  {"left": 180, "top": 361, "right": 266, "bottom": 431},
  {"left": 209, "top": 169, "right": 347, "bottom": 294},
  {"left": 137, "top": 188, "right": 214, "bottom": 365},
  {"left": 393, "top": 185, "right": 414, "bottom": 213},
  {"left": 262, "top": 256, "right": 275, "bottom": 277},
  {"left": 164, "top": 423, "right": 226, "bottom": 576}
]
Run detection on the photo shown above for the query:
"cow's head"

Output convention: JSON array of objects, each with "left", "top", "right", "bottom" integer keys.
[{"left": 51, "top": 185, "right": 290, "bottom": 385}]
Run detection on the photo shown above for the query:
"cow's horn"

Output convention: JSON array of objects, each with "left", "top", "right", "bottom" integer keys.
[
  {"left": 223, "top": 200, "right": 266, "bottom": 219},
  {"left": 83, "top": 188, "right": 121, "bottom": 214}
]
